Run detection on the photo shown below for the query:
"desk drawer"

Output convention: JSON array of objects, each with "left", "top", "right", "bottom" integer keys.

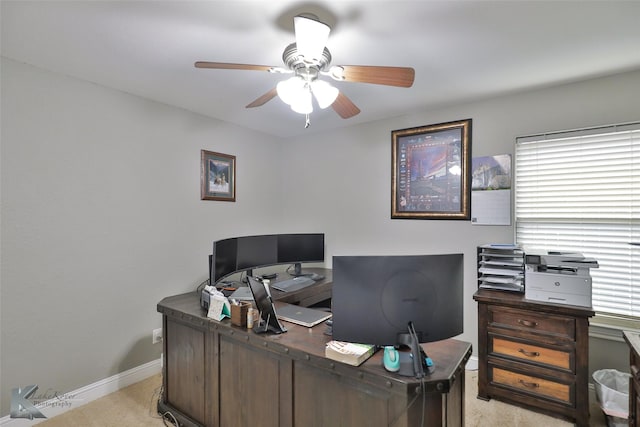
[
  {"left": 491, "top": 367, "right": 572, "bottom": 405},
  {"left": 491, "top": 336, "right": 572, "bottom": 371},
  {"left": 489, "top": 306, "right": 575, "bottom": 339}
]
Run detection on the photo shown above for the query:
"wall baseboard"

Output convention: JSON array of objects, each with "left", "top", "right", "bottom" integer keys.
[
  {"left": 0, "top": 358, "right": 161, "bottom": 426},
  {"left": 465, "top": 355, "right": 479, "bottom": 371}
]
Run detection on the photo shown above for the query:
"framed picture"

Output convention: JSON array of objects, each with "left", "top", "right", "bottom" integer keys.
[
  {"left": 391, "top": 119, "right": 472, "bottom": 219},
  {"left": 201, "top": 150, "right": 236, "bottom": 201}
]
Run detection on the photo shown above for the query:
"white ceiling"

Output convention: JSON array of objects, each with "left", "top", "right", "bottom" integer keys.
[{"left": 2, "top": 1, "right": 640, "bottom": 138}]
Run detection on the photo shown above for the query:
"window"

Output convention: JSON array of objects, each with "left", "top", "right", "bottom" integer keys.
[{"left": 515, "top": 122, "right": 640, "bottom": 323}]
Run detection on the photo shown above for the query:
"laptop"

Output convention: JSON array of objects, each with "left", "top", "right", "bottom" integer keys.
[{"left": 276, "top": 303, "right": 332, "bottom": 327}]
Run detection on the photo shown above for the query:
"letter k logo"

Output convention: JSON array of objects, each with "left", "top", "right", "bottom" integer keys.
[{"left": 10, "top": 385, "right": 47, "bottom": 419}]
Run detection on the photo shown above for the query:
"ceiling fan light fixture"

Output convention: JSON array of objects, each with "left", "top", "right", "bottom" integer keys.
[
  {"left": 311, "top": 79, "right": 339, "bottom": 109},
  {"left": 290, "top": 88, "right": 313, "bottom": 115},
  {"left": 276, "top": 76, "right": 305, "bottom": 105},
  {"left": 277, "top": 76, "right": 313, "bottom": 114},
  {"left": 195, "top": 13, "right": 415, "bottom": 123},
  {"left": 294, "top": 15, "right": 330, "bottom": 63}
]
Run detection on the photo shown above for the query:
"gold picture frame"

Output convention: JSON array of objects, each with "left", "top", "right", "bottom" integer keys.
[{"left": 391, "top": 119, "right": 472, "bottom": 219}]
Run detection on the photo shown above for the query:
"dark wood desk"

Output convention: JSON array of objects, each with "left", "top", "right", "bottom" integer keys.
[
  {"left": 157, "top": 281, "right": 471, "bottom": 427},
  {"left": 268, "top": 268, "right": 332, "bottom": 307}
]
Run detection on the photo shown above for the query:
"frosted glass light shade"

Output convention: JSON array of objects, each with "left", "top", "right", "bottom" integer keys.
[
  {"left": 277, "top": 76, "right": 314, "bottom": 114},
  {"left": 311, "top": 80, "right": 339, "bottom": 109},
  {"left": 277, "top": 77, "right": 305, "bottom": 106},
  {"left": 290, "top": 88, "right": 313, "bottom": 114},
  {"left": 294, "top": 15, "right": 330, "bottom": 62}
]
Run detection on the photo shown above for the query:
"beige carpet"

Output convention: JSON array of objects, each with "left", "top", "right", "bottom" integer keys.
[
  {"left": 38, "top": 371, "right": 609, "bottom": 426},
  {"left": 37, "top": 375, "right": 165, "bottom": 427}
]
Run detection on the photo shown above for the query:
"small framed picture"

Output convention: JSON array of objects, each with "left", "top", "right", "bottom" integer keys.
[
  {"left": 391, "top": 119, "right": 472, "bottom": 219},
  {"left": 201, "top": 150, "right": 236, "bottom": 202}
]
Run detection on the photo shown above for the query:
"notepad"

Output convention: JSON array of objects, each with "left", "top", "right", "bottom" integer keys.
[{"left": 276, "top": 304, "right": 332, "bottom": 327}]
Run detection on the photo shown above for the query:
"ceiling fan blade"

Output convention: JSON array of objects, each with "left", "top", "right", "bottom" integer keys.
[
  {"left": 334, "top": 65, "right": 415, "bottom": 88},
  {"left": 195, "top": 61, "right": 275, "bottom": 72},
  {"left": 246, "top": 88, "right": 278, "bottom": 108},
  {"left": 331, "top": 92, "right": 361, "bottom": 119}
]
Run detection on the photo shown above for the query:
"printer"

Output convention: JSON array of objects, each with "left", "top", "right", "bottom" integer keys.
[{"left": 524, "top": 251, "right": 598, "bottom": 307}]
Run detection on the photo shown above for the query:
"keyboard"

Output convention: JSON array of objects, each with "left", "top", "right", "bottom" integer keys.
[{"left": 271, "top": 276, "right": 316, "bottom": 292}]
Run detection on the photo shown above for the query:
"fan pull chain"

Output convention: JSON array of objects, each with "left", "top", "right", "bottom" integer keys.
[{"left": 305, "top": 114, "right": 310, "bottom": 128}]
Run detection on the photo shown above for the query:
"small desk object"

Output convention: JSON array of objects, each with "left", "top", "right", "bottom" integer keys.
[{"left": 157, "top": 279, "right": 471, "bottom": 427}]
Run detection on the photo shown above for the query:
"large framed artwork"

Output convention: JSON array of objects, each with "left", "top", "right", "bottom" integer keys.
[
  {"left": 201, "top": 150, "right": 236, "bottom": 202},
  {"left": 391, "top": 119, "right": 472, "bottom": 219}
]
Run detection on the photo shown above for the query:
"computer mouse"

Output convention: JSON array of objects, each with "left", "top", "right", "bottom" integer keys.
[{"left": 383, "top": 346, "right": 400, "bottom": 372}]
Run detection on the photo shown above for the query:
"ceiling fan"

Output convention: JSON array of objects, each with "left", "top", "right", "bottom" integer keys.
[{"left": 195, "top": 14, "right": 415, "bottom": 127}]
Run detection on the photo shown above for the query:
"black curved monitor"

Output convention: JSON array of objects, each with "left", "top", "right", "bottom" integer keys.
[
  {"left": 211, "top": 233, "right": 325, "bottom": 284},
  {"left": 236, "top": 235, "right": 278, "bottom": 271},
  {"left": 331, "top": 254, "right": 464, "bottom": 377},
  {"left": 211, "top": 237, "right": 239, "bottom": 284},
  {"left": 277, "top": 233, "right": 325, "bottom": 276}
]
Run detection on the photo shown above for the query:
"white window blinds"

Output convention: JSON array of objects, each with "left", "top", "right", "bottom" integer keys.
[{"left": 515, "top": 122, "right": 640, "bottom": 319}]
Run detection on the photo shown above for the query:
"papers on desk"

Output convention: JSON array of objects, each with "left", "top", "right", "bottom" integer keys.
[{"left": 207, "top": 290, "right": 231, "bottom": 321}]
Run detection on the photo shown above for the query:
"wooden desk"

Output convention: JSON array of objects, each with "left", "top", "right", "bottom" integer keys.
[
  {"left": 157, "top": 290, "right": 471, "bottom": 427},
  {"left": 268, "top": 267, "right": 332, "bottom": 307}
]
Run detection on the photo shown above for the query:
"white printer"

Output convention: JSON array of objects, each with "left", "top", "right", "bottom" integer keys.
[{"left": 524, "top": 251, "right": 598, "bottom": 307}]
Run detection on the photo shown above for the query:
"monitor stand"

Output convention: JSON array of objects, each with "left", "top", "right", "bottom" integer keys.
[
  {"left": 253, "top": 312, "right": 287, "bottom": 335},
  {"left": 241, "top": 269, "right": 255, "bottom": 284},
  {"left": 396, "top": 328, "right": 435, "bottom": 379},
  {"left": 290, "top": 263, "right": 304, "bottom": 276},
  {"left": 289, "top": 263, "right": 325, "bottom": 280}
]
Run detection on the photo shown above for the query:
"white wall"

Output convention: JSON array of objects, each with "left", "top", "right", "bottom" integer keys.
[
  {"left": 0, "top": 58, "right": 284, "bottom": 415},
  {"left": 2, "top": 56, "right": 639, "bottom": 416},
  {"left": 279, "top": 69, "right": 640, "bottom": 367}
]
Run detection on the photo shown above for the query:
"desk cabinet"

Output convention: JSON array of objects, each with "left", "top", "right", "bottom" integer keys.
[
  {"left": 158, "top": 292, "right": 471, "bottom": 427},
  {"left": 473, "top": 289, "right": 594, "bottom": 426},
  {"left": 624, "top": 331, "right": 640, "bottom": 427}
]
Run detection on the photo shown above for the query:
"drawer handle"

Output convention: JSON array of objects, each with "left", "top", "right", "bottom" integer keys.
[
  {"left": 517, "top": 319, "right": 538, "bottom": 328},
  {"left": 518, "top": 348, "right": 540, "bottom": 358},
  {"left": 518, "top": 379, "right": 540, "bottom": 389}
]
